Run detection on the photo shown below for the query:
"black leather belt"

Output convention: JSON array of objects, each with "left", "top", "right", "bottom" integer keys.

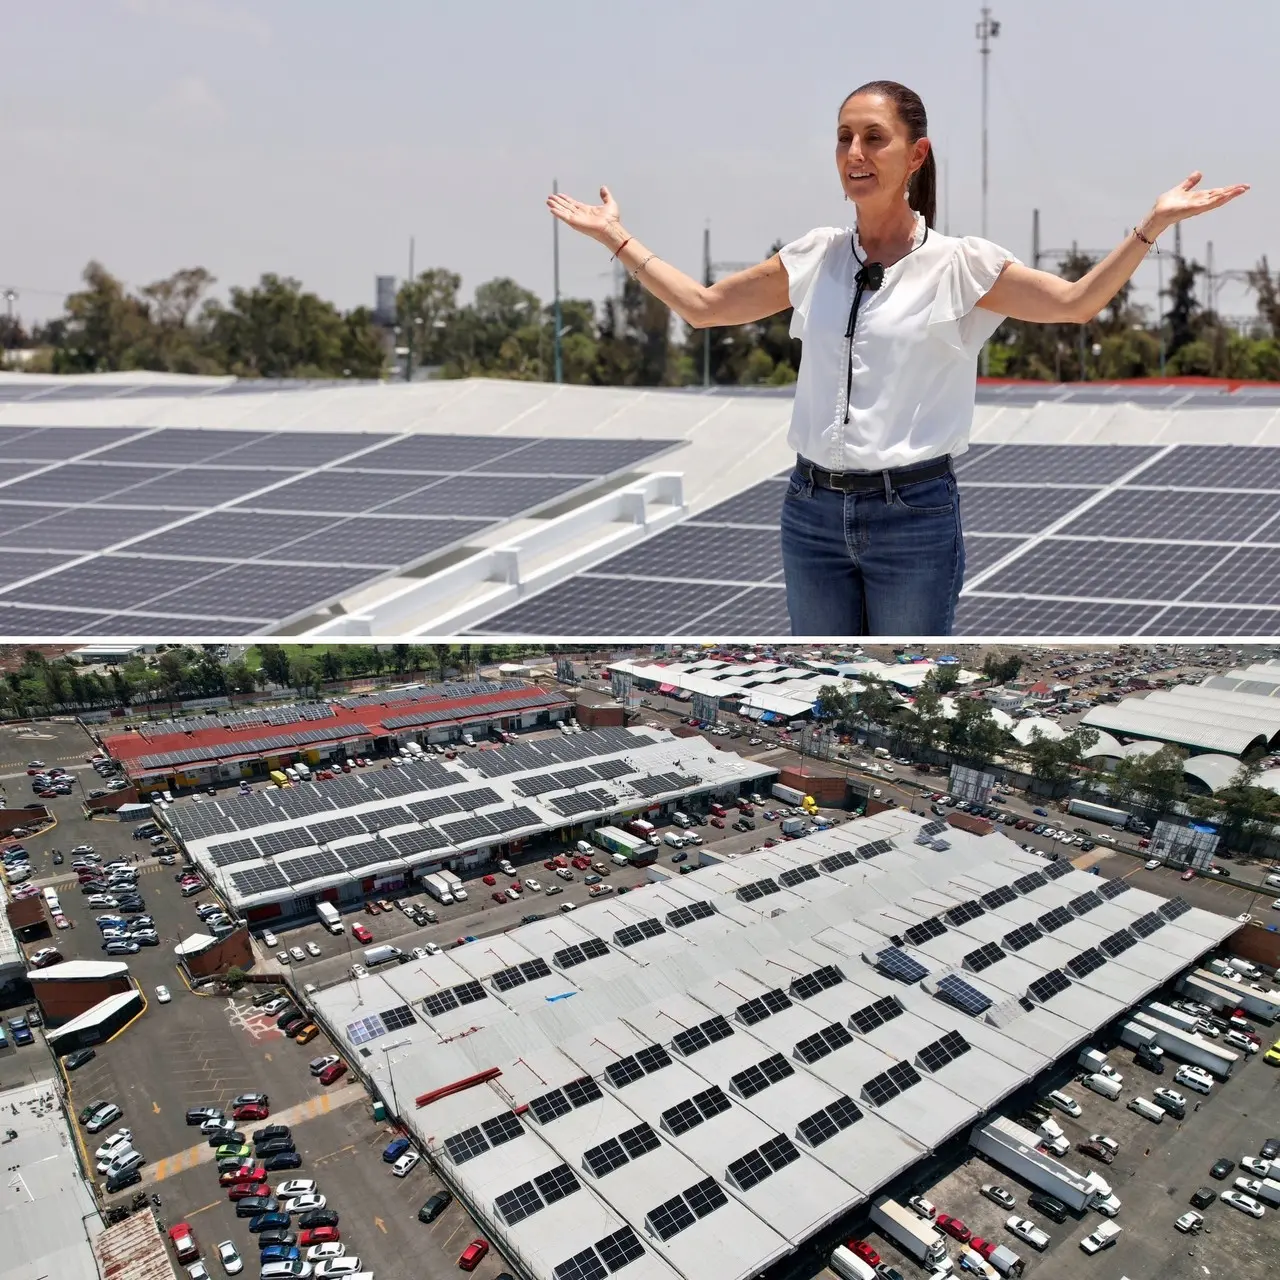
[{"left": 797, "top": 454, "right": 953, "bottom": 495}]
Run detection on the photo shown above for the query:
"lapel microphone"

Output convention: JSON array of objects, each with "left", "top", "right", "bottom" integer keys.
[{"left": 857, "top": 262, "right": 886, "bottom": 291}]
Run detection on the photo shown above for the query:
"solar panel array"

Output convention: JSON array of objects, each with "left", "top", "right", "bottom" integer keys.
[
  {"left": 981, "top": 884, "right": 1019, "bottom": 909},
  {"left": 545, "top": 788, "right": 617, "bottom": 818},
  {"left": 1159, "top": 896, "right": 1192, "bottom": 920},
  {"left": 470, "top": 439, "right": 1280, "bottom": 637},
  {"left": 528, "top": 1076, "right": 604, "bottom": 1125},
  {"left": 667, "top": 899, "right": 717, "bottom": 929},
  {"left": 468, "top": 726, "right": 639, "bottom": 777},
  {"left": 552, "top": 937, "right": 611, "bottom": 970},
  {"left": 442, "top": 1111, "right": 524, "bottom": 1165},
  {"left": 152, "top": 701, "right": 336, "bottom": 737},
  {"left": 382, "top": 688, "right": 565, "bottom": 730},
  {"left": 849, "top": 995, "right": 904, "bottom": 1035},
  {"left": 730, "top": 1053, "right": 796, "bottom": 1099},
  {"left": 919, "top": 1030, "right": 972, "bottom": 1072},
  {"left": 1037, "top": 905, "right": 1075, "bottom": 933},
  {"left": 863, "top": 1061, "right": 923, "bottom": 1107},
  {"left": 345, "top": 1004, "right": 415, "bottom": 1046},
  {"left": 1069, "top": 890, "right": 1104, "bottom": 915},
  {"left": 945, "top": 899, "right": 986, "bottom": 926},
  {"left": 1066, "top": 947, "right": 1107, "bottom": 978},
  {"left": 737, "top": 988, "right": 793, "bottom": 1026},
  {"left": 613, "top": 918, "right": 666, "bottom": 948},
  {"left": 1129, "top": 911, "right": 1167, "bottom": 938},
  {"left": 420, "top": 978, "right": 487, "bottom": 1019},
  {"left": 553, "top": 1225, "right": 647, "bottom": 1280},
  {"left": 495, "top": 1163, "right": 581, "bottom": 1225},
  {"left": 629, "top": 771, "right": 702, "bottom": 798},
  {"left": 1099, "top": 929, "right": 1138, "bottom": 957},
  {"left": 0, "top": 426, "right": 679, "bottom": 635},
  {"left": 875, "top": 947, "right": 930, "bottom": 983},
  {"left": 936, "top": 974, "right": 994, "bottom": 1015},
  {"left": 604, "top": 1043, "right": 672, "bottom": 1089},
  {"left": 645, "top": 1178, "right": 730, "bottom": 1241},
  {"left": 1027, "top": 969, "right": 1072, "bottom": 1003},
  {"left": 491, "top": 957, "right": 554, "bottom": 992},
  {"left": 903, "top": 916, "right": 948, "bottom": 946},
  {"left": 661, "top": 1086, "right": 732, "bottom": 1135},
  {"left": 794, "top": 1021, "right": 854, "bottom": 1064},
  {"left": 1013, "top": 870, "right": 1049, "bottom": 893},
  {"left": 1097, "top": 877, "right": 1132, "bottom": 900},
  {"left": 790, "top": 964, "right": 844, "bottom": 1000},
  {"left": 736, "top": 877, "right": 782, "bottom": 903},
  {"left": 778, "top": 862, "right": 820, "bottom": 888},
  {"left": 1002, "top": 922, "right": 1044, "bottom": 952},
  {"left": 1043, "top": 859, "right": 1075, "bottom": 881},
  {"left": 139, "top": 722, "right": 374, "bottom": 770},
  {"left": 582, "top": 1122, "right": 663, "bottom": 1179},
  {"left": 725, "top": 1134, "right": 801, "bottom": 1192},
  {"left": 963, "top": 942, "right": 1005, "bottom": 973},
  {"left": 796, "top": 1095, "right": 863, "bottom": 1146},
  {"left": 672, "top": 1015, "right": 735, "bottom": 1057}
]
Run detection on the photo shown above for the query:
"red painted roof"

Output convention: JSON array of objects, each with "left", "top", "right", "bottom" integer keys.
[{"left": 106, "top": 686, "right": 570, "bottom": 765}]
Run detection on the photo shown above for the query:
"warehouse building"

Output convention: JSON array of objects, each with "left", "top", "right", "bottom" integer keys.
[
  {"left": 167, "top": 726, "right": 779, "bottom": 923},
  {"left": 306, "top": 809, "right": 1236, "bottom": 1280},
  {"left": 104, "top": 680, "right": 573, "bottom": 791}
]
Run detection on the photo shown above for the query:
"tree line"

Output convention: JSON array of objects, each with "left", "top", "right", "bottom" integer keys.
[
  {"left": 7, "top": 245, "right": 1278, "bottom": 385},
  {"left": 815, "top": 675, "right": 1278, "bottom": 856},
  {"left": 0, "top": 642, "right": 557, "bottom": 718}
]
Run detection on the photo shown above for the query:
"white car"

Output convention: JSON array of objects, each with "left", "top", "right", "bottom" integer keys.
[
  {"left": 289, "top": 946, "right": 306, "bottom": 962},
  {"left": 155, "top": 984, "right": 171, "bottom": 1004},
  {"left": 1154, "top": 1087, "right": 1187, "bottom": 1112},
  {"left": 305, "top": 941, "right": 321, "bottom": 957},
  {"left": 1221, "top": 1189, "right": 1266, "bottom": 1218},
  {"left": 506, "top": 886, "right": 521, "bottom": 901},
  {"left": 1144, "top": 858, "right": 1161, "bottom": 870},
  {"left": 284, "top": 1193, "right": 327, "bottom": 1214},
  {"left": 215, "top": 1239, "right": 243, "bottom": 1274},
  {"left": 260, "top": 998, "right": 289, "bottom": 1015},
  {"left": 1225, "top": 1030, "right": 1258, "bottom": 1054},
  {"left": 275, "top": 1179, "right": 318, "bottom": 1198},
  {"left": 1241, "top": 1156, "right": 1273, "bottom": 1177},
  {"left": 392, "top": 1150, "right": 421, "bottom": 1177},
  {"left": 1271, "top": 898, "right": 1280, "bottom": 911},
  {"left": 349, "top": 964, "right": 367, "bottom": 979},
  {"left": 1089, "top": 1133, "right": 1119, "bottom": 1154},
  {"left": 262, "top": 930, "right": 278, "bottom": 947},
  {"left": 94, "top": 1130, "right": 134, "bottom": 1161},
  {"left": 305, "top": 1243, "right": 347, "bottom": 1262},
  {"left": 499, "top": 860, "right": 515, "bottom": 875},
  {"left": 186, "top": 1263, "right": 210, "bottom": 1280},
  {"left": 1005, "top": 1216, "right": 1050, "bottom": 1250},
  {"left": 95, "top": 1144, "right": 138, "bottom": 1174},
  {"left": 524, "top": 877, "right": 542, "bottom": 892},
  {"left": 421, "top": 941, "right": 441, "bottom": 956},
  {"left": 1174, "top": 1211, "right": 1203, "bottom": 1234},
  {"left": 314, "top": 1261, "right": 362, "bottom": 1278},
  {"left": 277, "top": 951, "right": 291, "bottom": 964}
]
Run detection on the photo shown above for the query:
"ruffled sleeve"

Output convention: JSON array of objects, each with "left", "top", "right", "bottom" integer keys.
[
  {"left": 779, "top": 227, "right": 842, "bottom": 340},
  {"left": 928, "top": 235, "right": 1019, "bottom": 356}
]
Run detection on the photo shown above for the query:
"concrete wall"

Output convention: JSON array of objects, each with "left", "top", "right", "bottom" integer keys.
[
  {"left": 184, "top": 925, "right": 254, "bottom": 978},
  {"left": 575, "top": 701, "right": 625, "bottom": 730},
  {"left": 84, "top": 786, "right": 140, "bottom": 813},
  {"left": 1219, "top": 923, "right": 1280, "bottom": 973},
  {"left": 778, "top": 767, "right": 846, "bottom": 806},
  {"left": 0, "top": 805, "right": 51, "bottom": 835},
  {"left": 32, "top": 974, "right": 134, "bottom": 1026}
]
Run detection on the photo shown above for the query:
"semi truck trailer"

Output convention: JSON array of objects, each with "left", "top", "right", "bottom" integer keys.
[
  {"left": 867, "top": 1197, "right": 949, "bottom": 1268},
  {"left": 969, "top": 1119, "right": 1113, "bottom": 1214},
  {"left": 1065, "top": 798, "right": 1133, "bottom": 827}
]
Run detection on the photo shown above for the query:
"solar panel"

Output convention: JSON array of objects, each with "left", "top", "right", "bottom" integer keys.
[
  {"left": 1027, "top": 969, "right": 1072, "bottom": 1002},
  {"left": 730, "top": 1053, "right": 796, "bottom": 1099},
  {"left": 936, "top": 974, "right": 993, "bottom": 1015},
  {"left": 1069, "top": 890, "right": 1104, "bottom": 915},
  {"left": 604, "top": 1044, "right": 670, "bottom": 1089},
  {"left": 1037, "top": 905, "right": 1075, "bottom": 932},
  {"left": 819, "top": 850, "right": 859, "bottom": 872},
  {"left": 495, "top": 1181, "right": 543, "bottom": 1225},
  {"left": 919, "top": 820, "right": 947, "bottom": 837},
  {"left": 635, "top": 1042, "right": 671, "bottom": 1073},
  {"left": 554, "top": 1249, "right": 607, "bottom": 1280},
  {"left": 863, "top": 1060, "right": 922, "bottom": 1106},
  {"left": 849, "top": 995, "right": 904, "bottom": 1034},
  {"left": 737, "top": 988, "right": 793, "bottom": 1025},
  {"left": 981, "top": 884, "right": 1019, "bottom": 908},
  {"left": 667, "top": 900, "right": 717, "bottom": 928},
  {"left": 1097, "top": 877, "right": 1131, "bottom": 900},
  {"left": 207, "top": 837, "right": 260, "bottom": 867},
  {"left": 483, "top": 1112, "right": 522, "bottom": 1146},
  {"left": 777, "top": 862, "right": 820, "bottom": 888},
  {"left": 1013, "top": 871, "right": 1049, "bottom": 893},
  {"left": 614, "top": 918, "right": 666, "bottom": 947},
  {"left": 646, "top": 1194, "right": 696, "bottom": 1241},
  {"left": 307, "top": 814, "right": 367, "bottom": 845},
  {"left": 528, "top": 1089, "right": 573, "bottom": 1125},
  {"left": 443, "top": 1125, "right": 490, "bottom": 1165},
  {"left": 583, "top": 1138, "right": 628, "bottom": 1179},
  {"left": 491, "top": 956, "right": 554, "bottom": 992},
  {"left": 1158, "top": 896, "right": 1192, "bottom": 920},
  {"left": 876, "top": 946, "right": 930, "bottom": 982},
  {"left": 945, "top": 899, "right": 986, "bottom": 926},
  {"left": 1130, "top": 911, "right": 1167, "bottom": 938},
  {"left": 1066, "top": 947, "right": 1107, "bottom": 978},
  {"left": 795, "top": 1094, "right": 863, "bottom": 1146},
  {"left": 281, "top": 849, "right": 346, "bottom": 884},
  {"left": 229, "top": 864, "right": 287, "bottom": 896},
  {"left": 728, "top": 1134, "right": 800, "bottom": 1191},
  {"left": 563, "top": 1076, "right": 604, "bottom": 1108},
  {"left": 918, "top": 1030, "right": 972, "bottom": 1072},
  {"left": 858, "top": 839, "right": 893, "bottom": 858},
  {"left": 1043, "top": 859, "right": 1074, "bottom": 881},
  {"left": 454, "top": 979, "right": 486, "bottom": 1005},
  {"left": 255, "top": 828, "right": 311, "bottom": 858},
  {"left": 963, "top": 942, "right": 1005, "bottom": 973},
  {"left": 683, "top": 1176, "right": 728, "bottom": 1219},
  {"left": 1003, "top": 922, "right": 1044, "bottom": 951},
  {"left": 1099, "top": 929, "right": 1138, "bottom": 957},
  {"left": 791, "top": 964, "right": 844, "bottom": 1000},
  {"left": 903, "top": 916, "right": 948, "bottom": 946},
  {"left": 535, "top": 1163, "right": 580, "bottom": 1206},
  {"left": 736, "top": 877, "right": 781, "bottom": 902},
  {"left": 422, "top": 989, "right": 459, "bottom": 1018},
  {"left": 794, "top": 1021, "right": 854, "bottom": 1064}
]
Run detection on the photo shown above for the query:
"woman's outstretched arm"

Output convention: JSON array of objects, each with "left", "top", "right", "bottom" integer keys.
[
  {"left": 548, "top": 185, "right": 791, "bottom": 329},
  {"left": 979, "top": 171, "right": 1248, "bottom": 325}
]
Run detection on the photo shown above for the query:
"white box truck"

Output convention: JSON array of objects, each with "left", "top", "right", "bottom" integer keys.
[
  {"left": 1079, "top": 1221, "right": 1121, "bottom": 1254},
  {"left": 437, "top": 869, "right": 467, "bottom": 901},
  {"left": 423, "top": 873, "right": 454, "bottom": 905},
  {"left": 316, "top": 901, "right": 343, "bottom": 934},
  {"left": 294, "top": 762, "right": 312, "bottom": 781},
  {"left": 1066, "top": 797, "right": 1132, "bottom": 827},
  {"left": 867, "top": 1197, "right": 949, "bottom": 1269},
  {"left": 1255, "top": 1179, "right": 1280, "bottom": 1208},
  {"left": 772, "top": 782, "right": 807, "bottom": 806},
  {"left": 984, "top": 1245, "right": 1025, "bottom": 1277},
  {"left": 781, "top": 816, "right": 810, "bottom": 836}
]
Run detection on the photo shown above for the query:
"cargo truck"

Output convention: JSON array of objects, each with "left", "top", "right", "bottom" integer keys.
[
  {"left": 1079, "top": 1221, "right": 1121, "bottom": 1254},
  {"left": 969, "top": 1118, "right": 1109, "bottom": 1214},
  {"left": 423, "top": 873, "right": 454, "bottom": 905},
  {"left": 867, "top": 1197, "right": 949, "bottom": 1268},
  {"left": 1130, "top": 1011, "right": 1239, "bottom": 1077},
  {"left": 1065, "top": 798, "right": 1132, "bottom": 827},
  {"left": 437, "top": 869, "right": 467, "bottom": 901},
  {"left": 316, "top": 901, "right": 343, "bottom": 934},
  {"left": 590, "top": 826, "right": 657, "bottom": 865},
  {"left": 984, "top": 1245, "right": 1025, "bottom": 1277},
  {"left": 1181, "top": 970, "right": 1280, "bottom": 1022},
  {"left": 780, "top": 816, "right": 810, "bottom": 836},
  {"left": 1255, "top": 1179, "right": 1280, "bottom": 1208},
  {"left": 772, "top": 783, "right": 807, "bottom": 806},
  {"left": 1143, "top": 1001, "right": 1199, "bottom": 1032},
  {"left": 624, "top": 819, "right": 657, "bottom": 841}
]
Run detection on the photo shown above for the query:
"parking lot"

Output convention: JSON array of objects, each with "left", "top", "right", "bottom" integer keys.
[{"left": 837, "top": 1022, "right": 1280, "bottom": 1280}]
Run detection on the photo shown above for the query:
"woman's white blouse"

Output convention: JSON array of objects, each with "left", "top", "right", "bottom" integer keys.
[{"left": 780, "top": 216, "right": 1018, "bottom": 472}]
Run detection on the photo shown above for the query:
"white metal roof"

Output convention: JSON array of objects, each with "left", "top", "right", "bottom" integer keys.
[
  {"left": 1081, "top": 700, "right": 1271, "bottom": 756},
  {"left": 26, "top": 958, "right": 130, "bottom": 981},
  {"left": 1181, "top": 753, "right": 1247, "bottom": 792},
  {"left": 44, "top": 989, "right": 142, "bottom": 1043}
]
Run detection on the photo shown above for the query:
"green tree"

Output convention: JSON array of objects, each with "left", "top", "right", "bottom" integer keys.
[
  {"left": 945, "top": 698, "right": 1009, "bottom": 767},
  {"left": 1213, "top": 760, "right": 1279, "bottom": 855},
  {"left": 396, "top": 268, "right": 463, "bottom": 370},
  {"left": 1127, "top": 743, "right": 1187, "bottom": 817},
  {"left": 1164, "top": 256, "right": 1205, "bottom": 358},
  {"left": 982, "top": 653, "right": 1024, "bottom": 684},
  {"left": 256, "top": 644, "right": 292, "bottom": 690},
  {"left": 205, "top": 274, "right": 347, "bottom": 378},
  {"left": 925, "top": 665, "right": 961, "bottom": 694},
  {"left": 55, "top": 261, "right": 154, "bottom": 372},
  {"left": 287, "top": 655, "right": 319, "bottom": 697},
  {"left": 318, "top": 650, "right": 343, "bottom": 684}
]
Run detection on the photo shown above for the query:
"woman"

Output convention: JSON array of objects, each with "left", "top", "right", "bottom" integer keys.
[{"left": 547, "top": 80, "right": 1247, "bottom": 637}]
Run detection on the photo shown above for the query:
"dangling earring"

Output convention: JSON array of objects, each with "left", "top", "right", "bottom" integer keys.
[{"left": 844, "top": 193, "right": 849, "bottom": 201}]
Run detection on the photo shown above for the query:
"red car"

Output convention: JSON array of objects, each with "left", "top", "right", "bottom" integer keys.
[
  {"left": 228, "top": 1182, "right": 265, "bottom": 1200},
  {"left": 551, "top": 855, "right": 568, "bottom": 868},
  {"left": 847, "top": 1240, "right": 880, "bottom": 1267},
  {"left": 710, "top": 817, "right": 725, "bottom": 828},
  {"left": 969, "top": 1237, "right": 997, "bottom": 1260},
  {"left": 571, "top": 857, "right": 591, "bottom": 870},
  {"left": 318, "top": 1061, "right": 348, "bottom": 1086},
  {"left": 351, "top": 924, "right": 373, "bottom": 943},
  {"left": 936, "top": 1214, "right": 971, "bottom": 1243},
  {"left": 509, "top": 881, "right": 522, "bottom": 892},
  {"left": 233, "top": 1103, "right": 269, "bottom": 1122},
  {"left": 491, "top": 891, "right": 506, "bottom": 904},
  {"left": 168, "top": 1222, "right": 199, "bottom": 1262},
  {"left": 1181, "top": 868, "right": 1196, "bottom": 881},
  {"left": 299, "top": 1226, "right": 340, "bottom": 1246},
  {"left": 483, "top": 875, "right": 497, "bottom": 886},
  {"left": 542, "top": 860, "right": 557, "bottom": 870},
  {"left": 219, "top": 1165, "right": 266, "bottom": 1187},
  {"left": 458, "top": 1239, "right": 489, "bottom": 1271}
]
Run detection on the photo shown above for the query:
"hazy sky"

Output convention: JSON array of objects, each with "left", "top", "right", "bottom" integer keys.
[{"left": 5, "top": 0, "right": 1274, "bottom": 326}]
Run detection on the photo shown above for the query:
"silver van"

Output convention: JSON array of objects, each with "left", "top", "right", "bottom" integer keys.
[
  {"left": 363, "top": 944, "right": 403, "bottom": 968},
  {"left": 1082, "top": 1073, "right": 1122, "bottom": 1100},
  {"left": 1127, "top": 1096, "right": 1164, "bottom": 1123}
]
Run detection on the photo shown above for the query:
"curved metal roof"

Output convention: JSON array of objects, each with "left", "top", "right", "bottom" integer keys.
[
  {"left": 1081, "top": 702, "right": 1269, "bottom": 756},
  {"left": 1011, "top": 717, "right": 1067, "bottom": 746},
  {"left": 1145, "top": 689, "right": 1280, "bottom": 741},
  {"left": 1181, "top": 754, "right": 1245, "bottom": 793},
  {"left": 1081, "top": 731, "right": 1126, "bottom": 760}
]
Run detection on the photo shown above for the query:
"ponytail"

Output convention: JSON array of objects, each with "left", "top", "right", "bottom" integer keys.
[{"left": 909, "top": 146, "right": 937, "bottom": 229}]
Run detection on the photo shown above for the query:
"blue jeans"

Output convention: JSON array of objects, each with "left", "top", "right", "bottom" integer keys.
[{"left": 779, "top": 459, "right": 965, "bottom": 635}]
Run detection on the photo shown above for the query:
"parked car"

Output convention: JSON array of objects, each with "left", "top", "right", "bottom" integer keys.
[
  {"left": 458, "top": 1239, "right": 489, "bottom": 1271},
  {"left": 981, "top": 1185, "right": 1015, "bottom": 1209},
  {"left": 418, "top": 1190, "right": 453, "bottom": 1223},
  {"left": 935, "top": 1214, "right": 971, "bottom": 1243}
]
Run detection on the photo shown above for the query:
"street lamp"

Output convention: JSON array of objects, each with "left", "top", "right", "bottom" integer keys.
[{"left": 380, "top": 1037, "right": 412, "bottom": 1119}]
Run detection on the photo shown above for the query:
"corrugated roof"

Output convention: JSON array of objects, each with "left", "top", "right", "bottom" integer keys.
[
  {"left": 1081, "top": 701, "right": 1269, "bottom": 755},
  {"left": 27, "top": 958, "right": 130, "bottom": 981},
  {"left": 45, "top": 989, "right": 142, "bottom": 1043},
  {"left": 93, "top": 1210, "right": 179, "bottom": 1280}
]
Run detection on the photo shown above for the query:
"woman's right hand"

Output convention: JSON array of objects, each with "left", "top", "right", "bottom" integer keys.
[{"left": 546, "top": 185, "right": 623, "bottom": 247}]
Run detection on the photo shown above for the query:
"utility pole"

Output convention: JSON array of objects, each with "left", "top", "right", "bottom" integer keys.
[
  {"left": 976, "top": 6, "right": 1000, "bottom": 376},
  {"left": 1031, "top": 209, "right": 1040, "bottom": 270},
  {"left": 2, "top": 289, "right": 15, "bottom": 351},
  {"left": 405, "top": 236, "right": 415, "bottom": 383},
  {"left": 552, "top": 178, "right": 563, "bottom": 384},
  {"left": 702, "top": 222, "right": 712, "bottom": 389}
]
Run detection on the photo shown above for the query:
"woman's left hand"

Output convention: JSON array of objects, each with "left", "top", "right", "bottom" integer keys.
[{"left": 1152, "top": 171, "right": 1250, "bottom": 225}]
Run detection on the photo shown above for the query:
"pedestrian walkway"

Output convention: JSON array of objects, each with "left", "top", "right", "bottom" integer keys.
[{"left": 143, "top": 1081, "right": 367, "bottom": 1185}]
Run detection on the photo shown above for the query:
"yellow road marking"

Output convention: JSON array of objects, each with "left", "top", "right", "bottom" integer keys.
[
  {"left": 264, "top": 1053, "right": 272, "bottom": 1062},
  {"left": 152, "top": 1101, "right": 161, "bottom": 1114},
  {"left": 188, "top": 1199, "right": 221, "bottom": 1217},
  {"left": 374, "top": 1215, "right": 386, "bottom": 1233}
]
